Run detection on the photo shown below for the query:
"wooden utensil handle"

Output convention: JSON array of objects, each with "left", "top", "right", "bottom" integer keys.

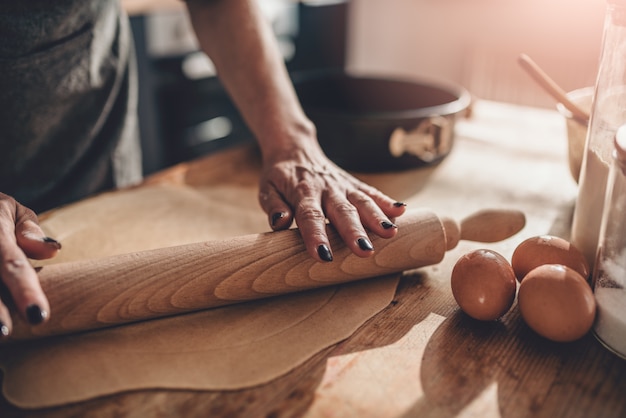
[{"left": 8, "top": 209, "right": 446, "bottom": 341}]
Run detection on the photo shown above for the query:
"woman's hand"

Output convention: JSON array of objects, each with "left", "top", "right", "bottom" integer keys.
[
  {"left": 186, "top": 0, "right": 406, "bottom": 261},
  {"left": 0, "top": 193, "right": 60, "bottom": 337},
  {"left": 258, "top": 139, "right": 406, "bottom": 263}
]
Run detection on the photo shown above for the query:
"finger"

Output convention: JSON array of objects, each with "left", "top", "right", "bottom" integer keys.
[
  {"left": 258, "top": 184, "right": 294, "bottom": 231},
  {"left": 358, "top": 182, "right": 407, "bottom": 218},
  {"left": 0, "top": 211, "right": 50, "bottom": 327},
  {"left": 323, "top": 191, "right": 375, "bottom": 258},
  {"left": 293, "top": 196, "right": 334, "bottom": 262},
  {"left": 347, "top": 190, "right": 399, "bottom": 239},
  {"left": 0, "top": 298, "right": 12, "bottom": 339},
  {"left": 12, "top": 199, "right": 61, "bottom": 259},
  {"left": 15, "top": 219, "right": 62, "bottom": 260},
  {"left": 0, "top": 243, "right": 50, "bottom": 326}
]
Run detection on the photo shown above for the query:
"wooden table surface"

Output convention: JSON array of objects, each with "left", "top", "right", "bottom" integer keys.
[{"left": 1, "top": 100, "right": 625, "bottom": 417}]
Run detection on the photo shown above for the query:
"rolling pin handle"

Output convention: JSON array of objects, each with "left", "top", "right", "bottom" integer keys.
[
  {"left": 440, "top": 209, "right": 526, "bottom": 251},
  {"left": 441, "top": 217, "right": 461, "bottom": 250}
]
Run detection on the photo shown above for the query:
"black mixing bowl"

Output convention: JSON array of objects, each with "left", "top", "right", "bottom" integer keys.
[{"left": 293, "top": 71, "right": 471, "bottom": 172}]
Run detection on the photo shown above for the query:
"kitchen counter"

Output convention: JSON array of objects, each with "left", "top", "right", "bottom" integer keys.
[{"left": 1, "top": 100, "right": 625, "bottom": 417}]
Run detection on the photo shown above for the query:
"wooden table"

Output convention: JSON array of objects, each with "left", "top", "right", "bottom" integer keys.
[{"left": 1, "top": 100, "right": 625, "bottom": 417}]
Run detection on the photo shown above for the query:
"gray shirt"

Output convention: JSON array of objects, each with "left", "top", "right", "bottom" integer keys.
[{"left": 0, "top": 0, "right": 142, "bottom": 213}]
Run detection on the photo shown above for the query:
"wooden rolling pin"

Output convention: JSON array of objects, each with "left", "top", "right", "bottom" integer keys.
[{"left": 7, "top": 208, "right": 524, "bottom": 341}]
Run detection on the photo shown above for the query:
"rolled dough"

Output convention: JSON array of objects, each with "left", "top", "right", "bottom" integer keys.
[{"left": 0, "top": 183, "right": 399, "bottom": 408}]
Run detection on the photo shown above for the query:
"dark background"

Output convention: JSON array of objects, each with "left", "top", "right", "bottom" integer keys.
[{"left": 129, "top": 1, "right": 349, "bottom": 176}]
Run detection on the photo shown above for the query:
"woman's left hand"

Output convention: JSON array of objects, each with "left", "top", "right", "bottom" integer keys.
[
  {"left": 258, "top": 139, "right": 406, "bottom": 263},
  {"left": 185, "top": 0, "right": 406, "bottom": 262}
]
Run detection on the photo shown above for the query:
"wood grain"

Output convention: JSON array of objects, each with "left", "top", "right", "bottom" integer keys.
[
  {"left": 8, "top": 210, "right": 446, "bottom": 341},
  {"left": 3, "top": 101, "right": 625, "bottom": 417}
]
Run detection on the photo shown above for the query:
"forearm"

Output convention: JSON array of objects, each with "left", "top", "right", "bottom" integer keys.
[
  {"left": 185, "top": 0, "right": 316, "bottom": 160},
  {"left": 185, "top": 0, "right": 406, "bottom": 263}
]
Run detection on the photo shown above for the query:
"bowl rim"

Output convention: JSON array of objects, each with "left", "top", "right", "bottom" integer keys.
[
  {"left": 292, "top": 70, "right": 472, "bottom": 121},
  {"left": 556, "top": 86, "right": 594, "bottom": 124}
]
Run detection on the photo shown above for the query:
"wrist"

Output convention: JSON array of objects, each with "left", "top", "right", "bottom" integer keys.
[{"left": 257, "top": 117, "right": 319, "bottom": 163}]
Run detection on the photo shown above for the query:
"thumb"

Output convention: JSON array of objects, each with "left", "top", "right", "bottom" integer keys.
[
  {"left": 15, "top": 219, "right": 62, "bottom": 261},
  {"left": 258, "top": 184, "right": 294, "bottom": 231}
]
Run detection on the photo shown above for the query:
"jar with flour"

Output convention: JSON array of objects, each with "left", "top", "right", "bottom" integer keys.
[
  {"left": 592, "top": 125, "right": 626, "bottom": 358},
  {"left": 571, "top": 0, "right": 626, "bottom": 269}
]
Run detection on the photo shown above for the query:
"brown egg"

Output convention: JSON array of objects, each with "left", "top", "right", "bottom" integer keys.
[
  {"left": 511, "top": 235, "right": 589, "bottom": 282},
  {"left": 518, "top": 264, "right": 596, "bottom": 342},
  {"left": 451, "top": 249, "right": 517, "bottom": 321}
]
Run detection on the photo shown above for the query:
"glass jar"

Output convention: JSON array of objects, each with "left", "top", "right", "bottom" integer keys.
[
  {"left": 592, "top": 125, "right": 626, "bottom": 358},
  {"left": 571, "top": 0, "right": 626, "bottom": 269}
]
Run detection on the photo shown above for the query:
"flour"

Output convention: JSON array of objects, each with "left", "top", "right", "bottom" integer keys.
[
  {"left": 594, "top": 286, "right": 626, "bottom": 358},
  {"left": 590, "top": 136, "right": 626, "bottom": 359},
  {"left": 571, "top": 149, "right": 610, "bottom": 268}
]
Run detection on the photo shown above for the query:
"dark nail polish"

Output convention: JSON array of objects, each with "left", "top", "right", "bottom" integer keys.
[
  {"left": 357, "top": 237, "right": 374, "bottom": 251},
  {"left": 393, "top": 202, "right": 407, "bottom": 207},
  {"left": 0, "top": 322, "right": 9, "bottom": 337},
  {"left": 43, "top": 236, "right": 62, "bottom": 249},
  {"left": 271, "top": 212, "right": 285, "bottom": 227},
  {"left": 381, "top": 220, "right": 397, "bottom": 229},
  {"left": 317, "top": 244, "right": 333, "bottom": 262},
  {"left": 26, "top": 305, "right": 48, "bottom": 325}
]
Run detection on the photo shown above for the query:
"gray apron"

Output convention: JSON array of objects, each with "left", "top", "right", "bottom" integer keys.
[{"left": 0, "top": 0, "right": 142, "bottom": 213}]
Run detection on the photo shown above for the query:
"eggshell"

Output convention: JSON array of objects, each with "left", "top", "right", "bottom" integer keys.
[
  {"left": 451, "top": 249, "right": 517, "bottom": 321},
  {"left": 511, "top": 235, "right": 589, "bottom": 282},
  {"left": 518, "top": 264, "right": 596, "bottom": 342}
]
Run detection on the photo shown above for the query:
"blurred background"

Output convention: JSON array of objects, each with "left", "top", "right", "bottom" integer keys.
[
  {"left": 123, "top": 0, "right": 606, "bottom": 174},
  {"left": 348, "top": 0, "right": 604, "bottom": 107}
]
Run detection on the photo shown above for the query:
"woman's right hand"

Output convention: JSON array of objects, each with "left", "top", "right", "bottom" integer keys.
[{"left": 0, "top": 192, "right": 61, "bottom": 338}]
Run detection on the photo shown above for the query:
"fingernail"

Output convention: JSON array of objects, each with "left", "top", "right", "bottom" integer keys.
[
  {"left": 317, "top": 244, "right": 333, "bottom": 262},
  {"left": 26, "top": 304, "right": 48, "bottom": 325},
  {"left": 357, "top": 237, "right": 374, "bottom": 251},
  {"left": 43, "top": 236, "right": 62, "bottom": 249},
  {"left": 381, "top": 220, "right": 397, "bottom": 229},
  {"left": 271, "top": 212, "right": 285, "bottom": 227},
  {"left": 393, "top": 202, "right": 407, "bottom": 207},
  {"left": 0, "top": 322, "right": 9, "bottom": 337}
]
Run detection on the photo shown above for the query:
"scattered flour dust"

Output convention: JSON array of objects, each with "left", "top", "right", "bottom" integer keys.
[{"left": 594, "top": 248, "right": 626, "bottom": 358}]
